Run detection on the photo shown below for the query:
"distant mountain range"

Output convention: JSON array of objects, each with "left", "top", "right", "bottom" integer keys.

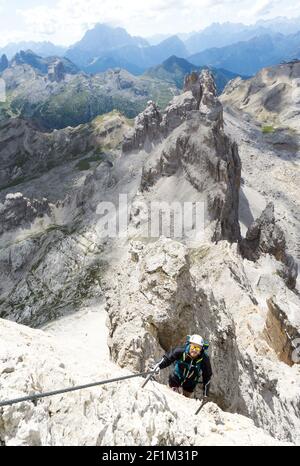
[
  {"left": 1, "top": 18, "right": 300, "bottom": 77},
  {"left": 142, "top": 16, "right": 300, "bottom": 54},
  {"left": 184, "top": 17, "right": 300, "bottom": 55},
  {"left": 0, "top": 50, "right": 179, "bottom": 129},
  {"left": 10, "top": 49, "right": 79, "bottom": 75},
  {"left": 189, "top": 32, "right": 300, "bottom": 76},
  {"left": 0, "top": 41, "right": 67, "bottom": 60},
  {"left": 65, "top": 26, "right": 188, "bottom": 74},
  {"left": 0, "top": 49, "right": 242, "bottom": 130}
]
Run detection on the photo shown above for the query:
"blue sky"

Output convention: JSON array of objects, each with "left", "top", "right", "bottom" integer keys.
[{"left": 0, "top": 0, "right": 300, "bottom": 46}]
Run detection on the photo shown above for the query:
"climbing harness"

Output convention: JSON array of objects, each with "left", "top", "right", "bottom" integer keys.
[{"left": 0, "top": 370, "right": 154, "bottom": 408}]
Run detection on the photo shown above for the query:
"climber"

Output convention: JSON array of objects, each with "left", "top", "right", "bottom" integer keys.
[{"left": 152, "top": 335, "right": 212, "bottom": 398}]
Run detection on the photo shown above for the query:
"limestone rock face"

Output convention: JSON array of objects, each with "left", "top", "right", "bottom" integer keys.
[
  {"left": 184, "top": 70, "right": 223, "bottom": 126},
  {"left": 124, "top": 71, "right": 241, "bottom": 243},
  {"left": 0, "top": 193, "right": 52, "bottom": 235},
  {"left": 183, "top": 71, "right": 203, "bottom": 108},
  {"left": 122, "top": 100, "right": 162, "bottom": 153},
  {"left": 0, "top": 113, "right": 130, "bottom": 193},
  {"left": 240, "top": 203, "right": 298, "bottom": 289},
  {"left": 104, "top": 238, "right": 195, "bottom": 374},
  {"left": 105, "top": 237, "right": 300, "bottom": 444},
  {"left": 160, "top": 91, "right": 198, "bottom": 134},
  {"left": 123, "top": 69, "right": 224, "bottom": 154},
  {"left": 0, "top": 111, "right": 132, "bottom": 327},
  {"left": 1, "top": 59, "right": 300, "bottom": 447},
  {"left": 264, "top": 293, "right": 300, "bottom": 366},
  {"left": 0, "top": 318, "right": 292, "bottom": 446}
]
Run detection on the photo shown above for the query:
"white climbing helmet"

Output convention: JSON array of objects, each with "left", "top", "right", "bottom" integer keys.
[{"left": 189, "top": 334, "right": 204, "bottom": 347}]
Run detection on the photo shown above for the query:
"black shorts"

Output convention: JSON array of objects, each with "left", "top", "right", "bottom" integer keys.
[{"left": 169, "top": 373, "right": 197, "bottom": 393}]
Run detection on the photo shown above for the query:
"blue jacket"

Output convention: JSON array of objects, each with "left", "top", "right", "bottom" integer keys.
[{"left": 158, "top": 345, "right": 212, "bottom": 388}]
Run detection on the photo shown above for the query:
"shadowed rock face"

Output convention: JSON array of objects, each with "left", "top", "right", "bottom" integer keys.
[
  {"left": 239, "top": 203, "right": 298, "bottom": 289},
  {"left": 0, "top": 113, "right": 130, "bottom": 193},
  {"left": 0, "top": 54, "right": 8, "bottom": 72},
  {"left": 264, "top": 295, "right": 300, "bottom": 366},
  {"left": 47, "top": 60, "right": 66, "bottom": 83},
  {"left": 123, "top": 70, "right": 241, "bottom": 243},
  {"left": 122, "top": 100, "right": 162, "bottom": 153},
  {"left": 0, "top": 193, "right": 51, "bottom": 235}
]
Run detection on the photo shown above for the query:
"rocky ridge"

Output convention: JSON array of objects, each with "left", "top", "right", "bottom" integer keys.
[
  {"left": 221, "top": 60, "right": 300, "bottom": 132},
  {"left": 124, "top": 69, "right": 241, "bottom": 243},
  {"left": 0, "top": 54, "right": 177, "bottom": 129},
  {"left": 0, "top": 111, "right": 130, "bottom": 196}
]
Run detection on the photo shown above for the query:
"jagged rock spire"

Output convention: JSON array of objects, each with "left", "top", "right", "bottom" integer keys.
[
  {"left": 47, "top": 60, "right": 66, "bottom": 83},
  {"left": 0, "top": 54, "right": 8, "bottom": 73},
  {"left": 123, "top": 70, "right": 224, "bottom": 154}
]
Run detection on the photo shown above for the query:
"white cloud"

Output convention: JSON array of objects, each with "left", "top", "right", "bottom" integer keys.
[
  {"left": 9, "top": 0, "right": 300, "bottom": 46},
  {"left": 247, "top": 0, "right": 278, "bottom": 17}
]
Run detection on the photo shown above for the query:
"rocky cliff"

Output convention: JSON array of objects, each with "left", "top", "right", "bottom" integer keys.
[
  {"left": 220, "top": 61, "right": 300, "bottom": 277},
  {"left": 0, "top": 112, "right": 130, "bottom": 194},
  {"left": 0, "top": 68, "right": 299, "bottom": 446},
  {"left": 124, "top": 70, "right": 241, "bottom": 243}
]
